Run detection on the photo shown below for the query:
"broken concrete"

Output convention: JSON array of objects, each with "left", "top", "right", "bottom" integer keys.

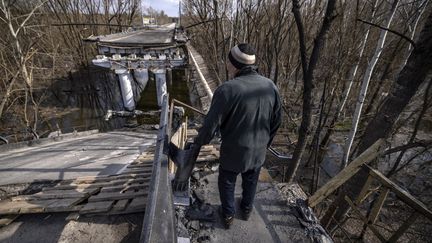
[
  {"left": 0, "top": 213, "right": 143, "bottom": 243},
  {"left": 175, "top": 162, "right": 329, "bottom": 243}
]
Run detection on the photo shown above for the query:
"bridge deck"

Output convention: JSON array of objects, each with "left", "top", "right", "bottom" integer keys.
[
  {"left": 86, "top": 23, "right": 177, "bottom": 47},
  {"left": 0, "top": 129, "right": 157, "bottom": 185}
]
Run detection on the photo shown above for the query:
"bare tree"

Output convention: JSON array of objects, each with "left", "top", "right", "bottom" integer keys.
[
  {"left": 0, "top": 0, "right": 48, "bottom": 133},
  {"left": 284, "top": 0, "right": 337, "bottom": 183},
  {"left": 324, "top": 9, "right": 432, "bottom": 232},
  {"left": 342, "top": 0, "right": 400, "bottom": 168}
]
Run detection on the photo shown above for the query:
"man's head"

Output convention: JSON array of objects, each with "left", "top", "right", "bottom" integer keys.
[{"left": 227, "top": 43, "right": 256, "bottom": 78}]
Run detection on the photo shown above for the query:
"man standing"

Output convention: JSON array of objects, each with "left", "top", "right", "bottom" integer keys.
[{"left": 193, "top": 43, "right": 282, "bottom": 229}]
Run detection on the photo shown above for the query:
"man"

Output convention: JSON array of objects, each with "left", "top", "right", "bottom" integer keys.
[{"left": 193, "top": 43, "right": 282, "bottom": 229}]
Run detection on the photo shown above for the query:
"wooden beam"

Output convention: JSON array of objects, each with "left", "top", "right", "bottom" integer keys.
[
  {"left": 80, "top": 201, "right": 114, "bottom": 214},
  {"left": 367, "top": 166, "right": 432, "bottom": 221},
  {"left": 308, "top": 139, "right": 384, "bottom": 207},
  {"left": 88, "top": 191, "right": 147, "bottom": 202},
  {"left": 0, "top": 200, "right": 55, "bottom": 215},
  {"left": 369, "top": 187, "right": 390, "bottom": 224},
  {"left": 345, "top": 196, "right": 387, "bottom": 242},
  {"left": 101, "top": 183, "right": 149, "bottom": 193},
  {"left": 0, "top": 215, "right": 19, "bottom": 226},
  {"left": 112, "top": 199, "right": 130, "bottom": 211},
  {"left": 44, "top": 199, "right": 85, "bottom": 213},
  {"left": 64, "top": 173, "right": 151, "bottom": 185},
  {"left": 388, "top": 212, "right": 418, "bottom": 242},
  {"left": 45, "top": 178, "right": 150, "bottom": 191},
  {"left": 12, "top": 188, "right": 100, "bottom": 201},
  {"left": 127, "top": 196, "right": 147, "bottom": 211},
  {"left": 355, "top": 174, "right": 374, "bottom": 204}
]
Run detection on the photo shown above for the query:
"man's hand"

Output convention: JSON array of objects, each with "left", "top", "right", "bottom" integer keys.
[{"left": 172, "top": 143, "right": 201, "bottom": 191}]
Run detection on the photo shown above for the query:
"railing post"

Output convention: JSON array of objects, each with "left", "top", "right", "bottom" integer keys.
[{"left": 308, "top": 139, "right": 384, "bottom": 207}]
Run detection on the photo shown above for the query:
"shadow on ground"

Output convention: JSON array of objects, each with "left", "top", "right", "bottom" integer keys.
[{"left": 0, "top": 212, "right": 143, "bottom": 243}]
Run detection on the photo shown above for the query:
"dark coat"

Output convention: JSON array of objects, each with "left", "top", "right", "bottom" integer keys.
[{"left": 194, "top": 67, "right": 282, "bottom": 173}]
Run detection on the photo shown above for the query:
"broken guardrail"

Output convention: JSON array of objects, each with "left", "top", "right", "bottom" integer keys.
[
  {"left": 308, "top": 139, "right": 432, "bottom": 242},
  {"left": 140, "top": 94, "right": 176, "bottom": 243}
]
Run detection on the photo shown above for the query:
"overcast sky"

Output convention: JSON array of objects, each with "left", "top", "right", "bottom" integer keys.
[{"left": 143, "top": 0, "right": 180, "bottom": 17}]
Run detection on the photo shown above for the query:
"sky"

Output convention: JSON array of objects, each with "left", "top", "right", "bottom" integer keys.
[{"left": 143, "top": 0, "right": 180, "bottom": 17}]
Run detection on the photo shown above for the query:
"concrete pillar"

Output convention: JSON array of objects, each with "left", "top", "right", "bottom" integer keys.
[
  {"left": 115, "top": 69, "right": 135, "bottom": 111},
  {"left": 166, "top": 68, "right": 173, "bottom": 86},
  {"left": 153, "top": 69, "right": 167, "bottom": 107},
  {"left": 134, "top": 68, "right": 149, "bottom": 91}
]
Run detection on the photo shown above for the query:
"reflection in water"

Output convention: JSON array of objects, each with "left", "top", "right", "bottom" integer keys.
[
  {"left": 136, "top": 68, "right": 194, "bottom": 124},
  {"left": 48, "top": 68, "right": 192, "bottom": 133},
  {"left": 0, "top": 67, "right": 193, "bottom": 142}
]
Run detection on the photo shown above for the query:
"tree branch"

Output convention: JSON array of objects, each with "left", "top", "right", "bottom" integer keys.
[
  {"left": 16, "top": 0, "right": 48, "bottom": 36},
  {"left": 383, "top": 139, "right": 432, "bottom": 155},
  {"left": 356, "top": 18, "right": 416, "bottom": 48}
]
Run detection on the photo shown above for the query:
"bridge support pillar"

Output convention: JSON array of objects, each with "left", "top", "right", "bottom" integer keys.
[
  {"left": 154, "top": 69, "right": 167, "bottom": 107},
  {"left": 115, "top": 69, "right": 135, "bottom": 111},
  {"left": 134, "top": 68, "right": 149, "bottom": 91}
]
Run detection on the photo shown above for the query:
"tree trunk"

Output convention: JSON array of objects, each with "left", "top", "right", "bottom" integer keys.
[
  {"left": 387, "top": 78, "right": 432, "bottom": 177},
  {"left": 342, "top": 0, "right": 400, "bottom": 168},
  {"left": 325, "top": 9, "right": 432, "bottom": 231},
  {"left": 285, "top": 0, "right": 337, "bottom": 182}
]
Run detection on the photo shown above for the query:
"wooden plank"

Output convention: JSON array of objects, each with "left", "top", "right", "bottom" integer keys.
[
  {"left": 0, "top": 200, "right": 56, "bottom": 215},
  {"left": 87, "top": 208, "right": 145, "bottom": 216},
  {"left": 308, "top": 139, "right": 384, "bottom": 207},
  {"left": 101, "top": 182, "right": 149, "bottom": 193},
  {"left": 196, "top": 155, "right": 218, "bottom": 162},
  {"left": 79, "top": 201, "right": 114, "bottom": 214},
  {"left": 70, "top": 173, "right": 151, "bottom": 184},
  {"left": 45, "top": 200, "right": 84, "bottom": 213},
  {"left": 136, "top": 157, "right": 155, "bottom": 162},
  {"left": 88, "top": 191, "right": 148, "bottom": 202},
  {"left": 367, "top": 166, "right": 432, "bottom": 221},
  {"left": 345, "top": 196, "right": 387, "bottom": 243},
  {"left": 0, "top": 202, "right": 23, "bottom": 214},
  {"left": 198, "top": 151, "right": 216, "bottom": 156},
  {"left": 355, "top": 174, "right": 375, "bottom": 204},
  {"left": 127, "top": 196, "right": 147, "bottom": 211},
  {"left": 12, "top": 193, "right": 84, "bottom": 201},
  {"left": 71, "top": 175, "right": 109, "bottom": 180},
  {"left": 0, "top": 215, "right": 19, "bottom": 226},
  {"left": 66, "top": 212, "right": 80, "bottom": 221},
  {"left": 3, "top": 197, "right": 85, "bottom": 214},
  {"left": 44, "top": 178, "right": 149, "bottom": 191},
  {"left": 112, "top": 199, "right": 130, "bottom": 211},
  {"left": 121, "top": 168, "right": 153, "bottom": 174},
  {"left": 369, "top": 187, "right": 390, "bottom": 224},
  {"left": 126, "top": 164, "right": 153, "bottom": 169},
  {"left": 12, "top": 188, "right": 100, "bottom": 201},
  {"left": 388, "top": 212, "right": 418, "bottom": 242}
]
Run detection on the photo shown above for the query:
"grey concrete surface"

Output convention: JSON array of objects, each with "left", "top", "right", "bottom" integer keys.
[
  {"left": 90, "top": 23, "right": 176, "bottom": 45},
  {"left": 0, "top": 130, "right": 100, "bottom": 153},
  {"left": 0, "top": 213, "right": 143, "bottom": 243},
  {"left": 0, "top": 130, "right": 157, "bottom": 185},
  {"left": 199, "top": 173, "right": 310, "bottom": 243}
]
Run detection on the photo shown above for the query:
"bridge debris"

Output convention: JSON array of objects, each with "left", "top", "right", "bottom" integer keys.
[{"left": 0, "top": 142, "right": 221, "bottom": 226}]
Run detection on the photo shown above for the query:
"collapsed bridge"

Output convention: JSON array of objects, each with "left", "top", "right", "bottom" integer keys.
[{"left": 0, "top": 23, "right": 430, "bottom": 243}]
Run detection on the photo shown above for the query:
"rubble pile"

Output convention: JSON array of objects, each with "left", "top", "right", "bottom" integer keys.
[{"left": 175, "top": 162, "right": 219, "bottom": 243}]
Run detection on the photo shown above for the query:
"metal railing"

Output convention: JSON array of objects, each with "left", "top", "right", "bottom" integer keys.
[{"left": 140, "top": 94, "right": 176, "bottom": 243}]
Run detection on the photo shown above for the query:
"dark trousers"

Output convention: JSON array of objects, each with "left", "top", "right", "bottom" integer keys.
[{"left": 218, "top": 166, "right": 261, "bottom": 217}]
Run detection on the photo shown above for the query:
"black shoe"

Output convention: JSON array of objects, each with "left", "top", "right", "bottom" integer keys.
[
  {"left": 222, "top": 215, "right": 234, "bottom": 229},
  {"left": 219, "top": 208, "right": 234, "bottom": 229},
  {"left": 240, "top": 206, "right": 252, "bottom": 221}
]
